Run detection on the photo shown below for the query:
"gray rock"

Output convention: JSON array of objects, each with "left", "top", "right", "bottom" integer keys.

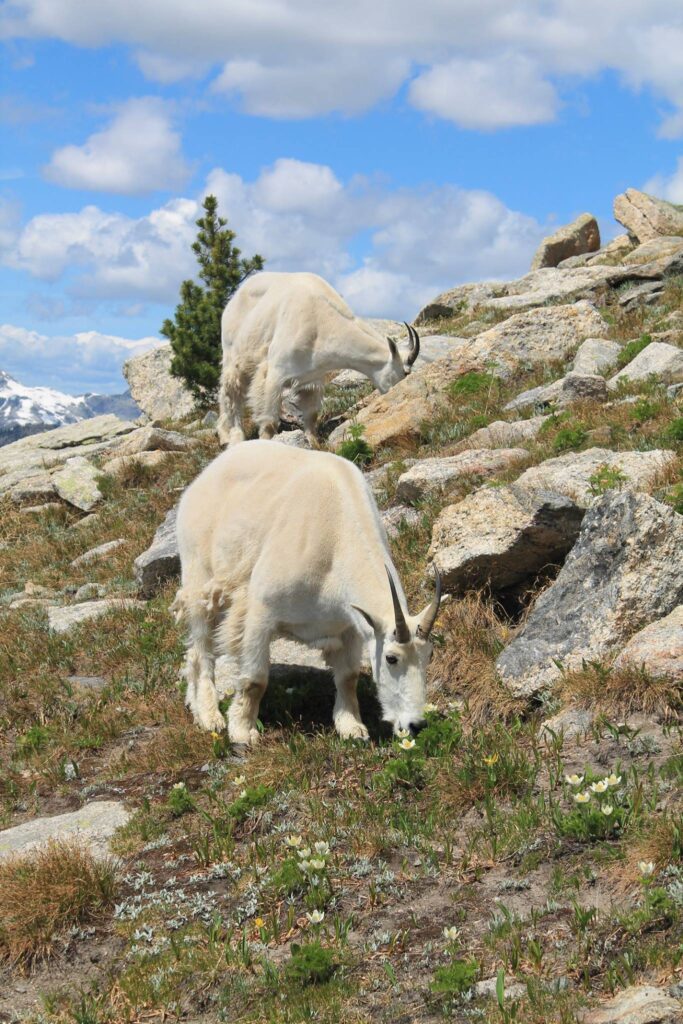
[
  {"left": 622, "top": 235, "right": 683, "bottom": 265},
  {"left": 513, "top": 447, "right": 676, "bottom": 507},
  {"left": 18, "top": 501, "right": 62, "bottom": 515},
  {"left": 396, "top": 448, "right": 528, "bottom": 504},
  {"left": 504, "top": 373, "right": 608, "bottom": 413},
  {"left": 572, "top": 338, "right": 623, "bottom": 376},
  {"left": 429, "top": 485, "right": 584, "bottom": 593},
  {"left": 381, "top": 505, "right": 422, "bottom": 538},
  {"left": 103, "top": 449, "right": 182, "bottom": 475},
  {"left": 618, "top": 280, "right": 665, "bottom": 311},
  {"left": 614, "top": 187, "right": 683, "bottom": 242},
  {"left": 48, "top": 599, "right": 145, "bottom": 634},
  {"left": 52, "top": 456, "right": 102, "bottom": 511},
  {"left": 9, "top": 473, "right": 57, "bottom": 505},
  {"left": 67, "top": 674, "right": 108, "bottom": 690},
  {"left": 613, "top": 606, "right": 683, "bottom": 681},
  {"left": 496, "top": 491, "right": 683, "bottom": 698},
  {"left": 456, "top": 416, "right": 549, "bottom": 451},
  {"left": 531, "top": 212, "right": 600, "bottom": 270},
  {"left": 71, "top": 538, "right": 125, "bottom": 567},
  {"left": 123, "top": 344, "right": 196, "bottom": 422},
  {"left": 73, "top": 583, "right": 107, "bottom": 602},
  {"left": 115, "top": 425, "right": 197, "bottom": 456},
  {"left": 473, "top": 976, "right": 527, "bottom": 1001},
  {"left": 273, "top": 429, "right": 312, "bottom": 449},
  {"left": 202, "top": 410, "right": 218, "bottom": 427},
  {"left": 608, "top": 341, "right": 683, "bottom": 389},
  {"left": 0, "top": 801, "right": 130, "bottom": 861},
  {"left": 134, "top": 506, "right": 180, "bottom": 598},
  {"left": 583, "top": 984, "right": 682, "bottom": 1023},
  {"left": 541, "top": 707, "right": 595, "bottom": 739}
]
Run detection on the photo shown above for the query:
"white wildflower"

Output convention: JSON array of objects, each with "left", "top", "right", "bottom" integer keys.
[
  {"left": 565, "top": 774, "right": 584, "bottom": 786},
  {"left": 306, "top": 910, "right": 325, "bottom": 924}
]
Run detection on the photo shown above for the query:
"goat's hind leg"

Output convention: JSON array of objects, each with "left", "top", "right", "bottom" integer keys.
[
  {"left": 181, "top": 585, "right": 225, "bottom": 732},
  {"left": 217, "top": 360, "right": 246, "bottom": 446},
  {"left": 219, "top": 596, "right": 271, "bottom": 746}
]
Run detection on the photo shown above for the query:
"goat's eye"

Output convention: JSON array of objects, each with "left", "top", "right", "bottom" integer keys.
[{"left": 385, "top": 654, "right": 398, "bottom": 665}]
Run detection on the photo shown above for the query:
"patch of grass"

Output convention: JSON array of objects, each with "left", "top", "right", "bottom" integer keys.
[
  {"left": 558, "top": 661, "right": 681, "bottom": 718},
  {"left": 336, "top": 422, "right": 373, "bottom": 466},
  {"left": 552, "top": 421, "right": 588, "bottom": 453},
  {"left": 664, "top": 417, "right": 683, "bottom": 442},
  {"left": 588, "top": 464, "right": 627, "bottom": 496},
  {"left": 0, "top": 839, "right": 118, "bottom": 965},
  {"left": 615, "top": 333, "right": 652, "bottom": 371},
  {"left": 448, "top": 370, "right": 496, "bottom": 398},
  {"left": 430, "top": 957, "right": 480, "bottom": 997},
  {"left": 286, "top": 940, "right": 337, "bottom": 985}
]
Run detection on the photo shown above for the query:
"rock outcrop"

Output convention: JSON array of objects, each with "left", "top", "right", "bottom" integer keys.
[
  {"left": 0, "top": 802, "right": 130, "bottom": 861},
  {"left": 123, "top": 343, "right": 196, "bottom": 422},
  {"left": 572, "top": 338, "right": 623, "bottom": 375},
  {"left": 429, "top": 485, "right": 584, "bottom": 593},
  {"left": 613, "top": 187, "right": 683, "bottom": 242},
  {"left": 52, "top": 456, "right": 103, "bottom": 512},
  {"left": 496, "top": 491, "right": 683, "bottom": 698},
  {"left": 582, "top": 984, "right": 682, "bottom": 1024},
  {"left": 613, "top": 606, "right": 683, "bottom": 681},
  {"left": 531, "top": 213, "right": 600, "bottom": 270},
  {"left": 504, "top": 373, "right": 608, "bottom": 413},
  {"left": 48, "top": 599, "right": 145, "bottom": 634},
  {"left": 395, "top": 448, "right": 528, "bottom": 503},
  {"left": 608, "top": 341, "right": 683, "bottom": 389},
  {"left": 134, "top": 506, "right": 181, "bottom": 598}
]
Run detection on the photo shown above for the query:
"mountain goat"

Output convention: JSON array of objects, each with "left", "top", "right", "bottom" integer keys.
[
  {"left": 217, "top": 271, "right": 420, "bottom": 446},
  {"left": 173, "top": 441, "right": 441, "bottom": 745}
]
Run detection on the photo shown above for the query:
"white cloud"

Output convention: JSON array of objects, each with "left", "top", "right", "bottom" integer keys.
[
  {"left": 0, "top": 323, "right": 161, "bottom": 393},
  {"left": 44, "top": 97, "right": 190, "bottom": 194},
  {"left": 644, "top": 157, "right": 683, "bottom": 203},
  {"left": 5, "top": 1, "right": 683, "bottom": 130},
  {"left": 7, "top": 158, "right": 546, "bottom": 321},
  {"left": 409, "top": 54, "right": 558, "bottom": 129}
]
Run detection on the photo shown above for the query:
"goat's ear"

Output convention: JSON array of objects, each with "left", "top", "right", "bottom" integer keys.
[
  {"left": 352, "top": 605, "right": 377, "bottom": 632},
  {"left": 387, "top": 336, "right": 398, "bottom": 358}
]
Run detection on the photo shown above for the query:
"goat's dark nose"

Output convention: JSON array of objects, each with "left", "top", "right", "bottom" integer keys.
[{"left": 408, "top": 721, "right": 426, "bottom": 737}]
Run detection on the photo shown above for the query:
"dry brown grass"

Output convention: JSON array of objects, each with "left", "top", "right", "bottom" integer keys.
[
  {"left": 558, "top": 662, "right": 682, "bottom": 719},
  {"left": 0, "top": 839, "right": 118, "bottom": 966},
  {"left": 430, "top": 593, "right": 523, "bottom": 721}
]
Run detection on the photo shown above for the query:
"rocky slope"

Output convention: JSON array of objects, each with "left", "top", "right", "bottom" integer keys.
[{"left": 0, "top": 186, "right": 681, "bottom": 1024}]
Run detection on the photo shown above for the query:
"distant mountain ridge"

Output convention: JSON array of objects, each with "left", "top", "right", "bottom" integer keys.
[{"left": 0, "top": 370, "right": 141, "bottom": 447}]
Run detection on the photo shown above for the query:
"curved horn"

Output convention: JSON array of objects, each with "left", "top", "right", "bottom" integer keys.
[
  {"left": 385, "top": 567, "right": 411, "bottom": 644},
  {"left": 404, "top": 323, "right": 421, "bottom": 368},
  {"left": 417, "top": 566, "right": 442, "bottom": 639}
]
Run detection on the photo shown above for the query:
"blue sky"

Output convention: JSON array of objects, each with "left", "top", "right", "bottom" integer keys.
[{"left": 2, "top": 2, "right": 683, "bottom": 394}]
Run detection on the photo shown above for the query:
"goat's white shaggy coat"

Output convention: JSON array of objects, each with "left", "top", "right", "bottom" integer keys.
[
  {"left": 217, "top": 271, "right": 415, "bottom": 446},
  {"left": 174, "top": 441, "right": 439, "bottom": 744}
]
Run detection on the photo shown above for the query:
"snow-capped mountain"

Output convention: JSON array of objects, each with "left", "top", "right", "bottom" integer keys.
[{"left": 0, "top": 371, "right": 141, "bottom": 446}]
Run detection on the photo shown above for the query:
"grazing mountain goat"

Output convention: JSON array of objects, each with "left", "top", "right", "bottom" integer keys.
[
  {"left": 173, "top": 441, "right": 441, "bottom": 745},
  {"left": 217, "top": 271, "right": 420, "bottom": 446}
]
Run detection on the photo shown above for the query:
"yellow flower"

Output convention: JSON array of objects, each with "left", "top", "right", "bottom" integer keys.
[
  {"left": 565, "top": 773, "right": 584, "bottom": 786},
  {"left": 590, "top": 780, "right": 608, "bottom": 794},
  {"left": 601, "top": 804, "right": 613, "bottom": 816},
  {"left": 574, "top": 791, "right": 591, "bottom": 804},
  {"left": 483, "top": 754, "right": 499, "bottom": 767},
  {"left": 606, "top": 773, "right": 622, "bottom": 787},
  {"left": 210, "top": 732, "right": 221, "bottom": 741},
  {"left": 399, "top": 738, "right": 416, "bottom": 750},
  {"left": 255, "top": 917, "right": 265, "bottom": 928}
]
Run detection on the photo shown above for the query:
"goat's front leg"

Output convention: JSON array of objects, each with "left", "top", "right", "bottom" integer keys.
[{"left": 325, "top": 632, "right": 368, "bottom": 740}]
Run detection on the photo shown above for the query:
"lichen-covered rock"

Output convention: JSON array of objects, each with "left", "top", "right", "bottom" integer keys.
[
  {"left": 380, "top": 505, "right": 422, "bottom": 538},
  {"left": 123, "top": 343, "right": 196, "bottom": 422},
  {"left": 513, "top": 447, "right": 675, "bottom": 507},
  {"left": 614, "top": 187, "right": 683, "bottom": 242},
  {"left": 504, "top": 373, "right": 608, "bottom": 413},
  {"left": 608, "top": 341, "right": 683, "bottom": 389},
  {"left": 103, "top": 449, "right": 182, "bottom": 475},
  {"left": 9, "top": 473, "right": 57, "bottom": 505},
  {"left": 613, "top": 606, "right": 683, "bottom": 681},
  {"left": 48, "top": 599, "right": 145, "bottom": 634},
  {"left": 531, "top": 213, "right": 600, "bottom": 270},
  {"left": 582, "top": 984, "right": 682, "bottom": 1024},
  {"left": 395, "top": 448, "right": 528, "bottom": 504},
  {"left": 572, "top": 338, "right": 623, "bottom": 375},
  {"left": 429, "top": 485, "right": 584, "bottom": 592},
  {"left": 0, "top": 801, "right": 130, "bottom": 862},
  {"left": 134, "top": 506, "right": 180, "bottom": 598},
  {"left": 622, "top": 235, "right": 683, "bottom": 265},
  {"left": 116, "top": 425, "right": 197, "bottom": 456},
  {"left": 52, "top": 456, "right": 102, "bottom": 511},
  {"left": 455, "top": 416, "right": 549, "bottom": 451},
  {"left": 464, "top": 302, "right": 608, "bottom": 376},
  {"left": 496, "top": 491, "right": 683, "bottom": 698}
]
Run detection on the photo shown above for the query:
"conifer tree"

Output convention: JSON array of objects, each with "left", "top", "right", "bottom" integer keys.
[{"left": 161, "top": 195, "right": 264, "bottom": 404}]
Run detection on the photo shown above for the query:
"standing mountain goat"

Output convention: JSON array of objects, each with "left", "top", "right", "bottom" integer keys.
[
  {"left": 173, "top": 441, "right": 441, "bottom": 744},
  {"left": 217, "top": 271, "right": 420, "bottom": 446}
]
